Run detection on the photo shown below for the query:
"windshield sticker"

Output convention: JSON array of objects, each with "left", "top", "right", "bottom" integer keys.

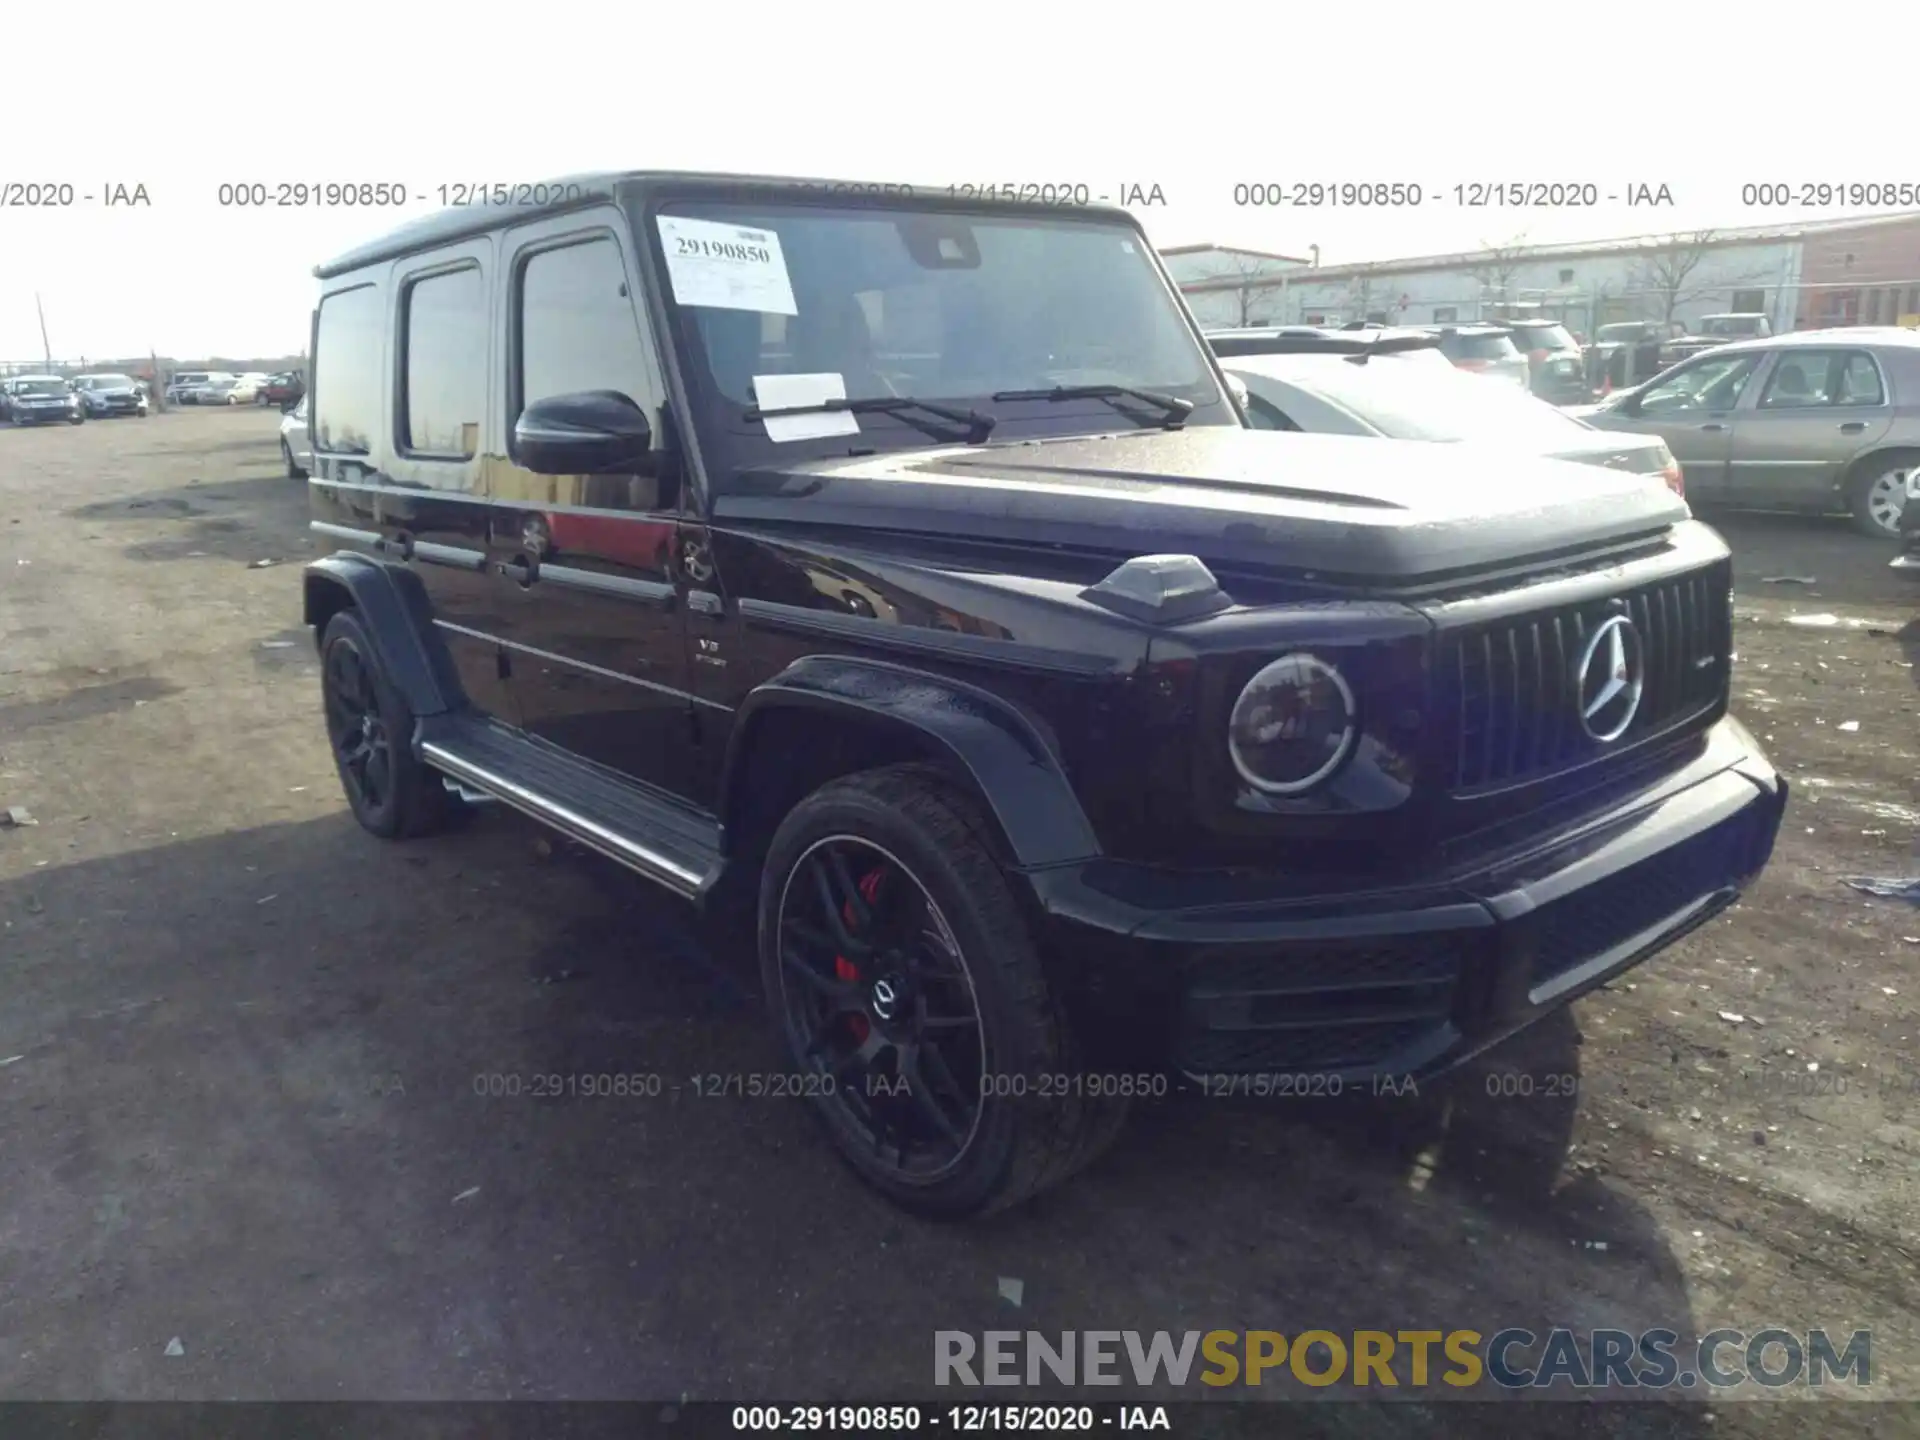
[
  {"left": 657, "top": 216, "right": 798, "bottom": 316},
  {"left": 752, "top": 372, "right": 862, "bottom": 443}
]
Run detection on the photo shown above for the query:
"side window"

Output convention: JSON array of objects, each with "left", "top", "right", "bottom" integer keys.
[
  {"left": 1835, "top": 352, "right": 1885, "bottom": 406},
  {"left": 1639, "top": 354, "right": 1759, "bottom": 414},
  {"left": 1758, "top": 350, "right": 1839, "bottom": 408},
  {"left": 312, "top": 283, "right": 383, "bottom": 455},
  {"left": 400, "top": 265, "right": 486, "bottom": 459},
  {"left": 1244, "top": 394, "right": 1298, "bottom": 431},
  {"left": 518, "top": 235, "right": 652, "bottom": 415}
]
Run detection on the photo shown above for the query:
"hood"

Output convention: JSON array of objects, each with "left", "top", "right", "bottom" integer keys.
[{"left": 716, "top": 428, "right": 1689, "bottom": 587}]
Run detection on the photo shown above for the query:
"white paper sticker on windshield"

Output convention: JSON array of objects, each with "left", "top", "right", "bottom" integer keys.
[
  {"left": 752, "top": 372, "right": 861, "bottom": 443},
  {"left": 656, "top": 216, "right": 798, "bottom": 316}
]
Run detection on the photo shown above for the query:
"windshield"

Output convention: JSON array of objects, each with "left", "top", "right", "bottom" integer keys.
[
  {"left": 18, "top": 380, "right": 68, "bottom": 396},
  {"left": 1257, "top": 356, "right": 1590, "bottom": 444},
  {"left": 82, "top": 374, "right": 136, "bottom": 387},
  {"left": 654, "top": 199, "right": 1228, "bottom": 463},
  {"left": 1595, "top": 324, "right": 1648, "bottom": 343},
  {"left": 1701, "top": 316, "right": 1765, "bottom": 336}
]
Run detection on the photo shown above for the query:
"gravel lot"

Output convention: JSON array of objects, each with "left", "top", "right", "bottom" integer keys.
[{"left": 1, "top": 407, "right": 1914, "bottom": 1430}]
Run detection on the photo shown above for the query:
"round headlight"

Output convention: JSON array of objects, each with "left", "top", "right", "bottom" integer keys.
[{"left": 1227, "top": 653, "right": 1357, "bottom": 795}]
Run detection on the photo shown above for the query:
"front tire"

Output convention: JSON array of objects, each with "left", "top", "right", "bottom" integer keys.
[
  {"left": 758, "top": 765, "right": 1126, "bottom": 1218},
  {"left": 1847, "top": 454, "right": 1915, "bottom": 540},
  {"left": 281, "top": 439, "right": 305, "bottom": 479},
  {"left": 318, "top": 609, "right": 459, "bottom": 840}
]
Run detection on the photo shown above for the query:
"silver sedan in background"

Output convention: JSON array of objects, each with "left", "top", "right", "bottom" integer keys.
[
  {"left": 1573, "top": 328, "right": 1920, "bottom": 539},
  {"left": 1223, "top": 345, "right": 1683, "bottom": 495}
]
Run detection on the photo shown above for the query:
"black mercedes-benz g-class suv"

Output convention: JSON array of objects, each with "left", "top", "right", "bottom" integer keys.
[{"left": 302, "top": 173, "right": 1786, "bottom": 1218}]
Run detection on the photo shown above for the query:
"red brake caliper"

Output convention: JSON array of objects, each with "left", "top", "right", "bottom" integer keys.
[{"left": 836, "top": 868, "right": 885, "bottom": 1043}]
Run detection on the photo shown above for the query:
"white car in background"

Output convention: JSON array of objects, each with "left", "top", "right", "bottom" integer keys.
[
  {"left": 228, "top": 373, "right": 271, "bottom": 404},
  {"left": 278, "top": 394, "right": 309, "bottom": 477},
  {"left": 1220, "top": 334, "right": 1684, "bottom": 496}
]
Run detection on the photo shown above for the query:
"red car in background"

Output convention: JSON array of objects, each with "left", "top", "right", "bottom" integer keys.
[{"left": 257, "top": 372, "right": 306, "bottom": 408}]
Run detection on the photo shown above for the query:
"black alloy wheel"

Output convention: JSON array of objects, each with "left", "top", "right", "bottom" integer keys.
[
  {"left": 758, "top": 766, "right": 1129, "bottom": 1217},
  {"left": 774, "top": 834, "right": 988, "bottom": 1183},
  {"left": 318, "top": 610, "right": 457, "bottom": 839},
  {"left": 324, "top": 630, "right": 396, "bottom": 820}
]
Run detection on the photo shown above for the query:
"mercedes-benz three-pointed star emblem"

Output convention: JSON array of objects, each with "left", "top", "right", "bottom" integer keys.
[{"left": 1574, "top": 614, "right": 1644, "bottom": 742}]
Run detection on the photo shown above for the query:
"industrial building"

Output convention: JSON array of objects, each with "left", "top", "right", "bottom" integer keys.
[{"left": 1171, "top": 211, "right": 1920, "bottom": 337}]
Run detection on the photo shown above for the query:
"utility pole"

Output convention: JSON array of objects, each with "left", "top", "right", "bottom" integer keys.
[{"left": 35, "top": 293, "right": 53, "bottom": 371}]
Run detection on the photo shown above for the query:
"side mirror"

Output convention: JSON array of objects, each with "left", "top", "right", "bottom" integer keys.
[{"left": 511, "top": 390, "right": 652, "bottom": 475}]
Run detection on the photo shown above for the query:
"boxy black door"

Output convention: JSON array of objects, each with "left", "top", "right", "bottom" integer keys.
[
  {"left": 488, "top": 217, "right": 698, "bottom": 794},
  {"left": 308, "top": 261, "right": 520, "bottom": 723}
]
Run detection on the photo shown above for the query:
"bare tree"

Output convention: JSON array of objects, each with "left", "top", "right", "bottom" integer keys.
[
  {"left": 1343, "top": 264, "right": 1402, "bottom": 324},
  {"left": 1631, "top": 230, "right": 1724, "bottom": 324},
  {"left": 1183, "top": 250, "right": 1290, "bottom": 326},
  {"left": 1465, "top": 233, "right": 1532, "bottom": 313}
]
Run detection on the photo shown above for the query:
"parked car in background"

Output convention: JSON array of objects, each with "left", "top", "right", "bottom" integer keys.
[
  {"left": 195, "top": 377, "right": 243, "bottom": 405},
  {"left": 278, "top": 395, "right": 309, "bottom": 477},
  {"left": 1589, "top": 321, "right": 1686, "bottom": 392},
  {"left": 1660, "top": 313, "right": 1774, "bottom": 369},
  {"left": 1575, "top": 328, "right": 1920, "bottom": 538},
  {"left": 1893, "top": 473, "right": 1920, "bottom": 574},
  {"left": 259, "top": 371, "right": 305, "bottom": 407},
  {"left": 1410, "top": 323, "right": 1532, "bottom": 391},
  {"left": 227, "top": 374, "right": 268, "bottom": 404},
  {"left": 1207, "top": 324, "right": 1456, "bottom": 367},
  {"left": 1502, "top": 318, "right": 1591, "bottom": 404},
  {"left": 72, "top": 373, "right": 150, "bottom": 418},
  {"left": 4, "top": 375, "right": 84, "bottom": 425},
  {"left": 166, "top": 370, "right": 226, "bottom": 405},
  {"left": 1223, "top": 344, "right": 1684, "bottom": 496}
]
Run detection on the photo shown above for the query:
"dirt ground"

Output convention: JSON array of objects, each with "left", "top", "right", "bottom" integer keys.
[{"left": 1, "top": 407, "right": 1916, "bottom": 1433}]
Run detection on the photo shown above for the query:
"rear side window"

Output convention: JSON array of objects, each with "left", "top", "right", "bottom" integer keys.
[
  {"left": 401, "top": 266, "right": 486, "bottom": 459},
  {"left": 517, "top": 235, "right": 651, "bottom": 414},
  {"left": 1512, "top": 325, "right": 1576, "bottom": 351},
  {"left": 312, "top": 283, "right": 383, "bottom": 455},
  {"left": 1451, "top": 332, "right": 1520, "bottom": 361}
]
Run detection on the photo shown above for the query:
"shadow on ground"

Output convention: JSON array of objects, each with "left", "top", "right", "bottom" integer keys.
[{"left": 0, "top": 807, "right": 1710, "bottom": 1431}]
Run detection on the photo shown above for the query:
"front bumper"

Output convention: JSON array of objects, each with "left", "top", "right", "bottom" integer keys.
[
  {"left": 1030, "top": 716, "right": 1786, "bottom": 1083},
  {"left": 10, "top": 406, "right": 77, "bottom": 424}
]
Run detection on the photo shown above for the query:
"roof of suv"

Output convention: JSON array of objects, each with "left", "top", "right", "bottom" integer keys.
[
  {"left": 312, "top": 171, "right": 1142, "bottom": 280},
  {"left": 1410, "top": 323, "right": 1511, "bottom": 335}
]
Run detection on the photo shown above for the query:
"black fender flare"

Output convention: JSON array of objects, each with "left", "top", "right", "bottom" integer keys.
[
  {"left": 302, "top": 552, "right": 464, "bottom": 718},
  {"left": 721, "top": 654, "right": 1102, "bottom": 869}
]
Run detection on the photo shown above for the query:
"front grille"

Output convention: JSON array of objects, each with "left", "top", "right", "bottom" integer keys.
[
  {"left": 1530, "top": 811, "right": 1750, "bottom": 989},
  {"left": 1173, "top": 935, "right": 1469, "bottom": 1076},
  {"left": 1443, "top": 565, "right": 1728, "bottom": 792}
]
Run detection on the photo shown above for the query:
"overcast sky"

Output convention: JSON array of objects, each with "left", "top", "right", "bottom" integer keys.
[{"left": 4, "top": 4, "right": 1912, "bottom": 361}]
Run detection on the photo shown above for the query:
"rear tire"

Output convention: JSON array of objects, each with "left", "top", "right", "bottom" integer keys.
[
  {"left": 1847, "top": 453, "right": 1914, "bottom": 540},
  {"left": 318, "top": 609, "right": 460, "bottom": 840},
  {"left": 757, "top": 764, "right": 1127, "bottom": 1218}
]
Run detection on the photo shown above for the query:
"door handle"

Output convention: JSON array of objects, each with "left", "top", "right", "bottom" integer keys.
[
  {"left": 1699, "top": 423, "right": 1727, "bottom": 433},
  {"left": 500, "top": 551, "right": 539, "bottom": 588},
  {"left": 1839, "top": 421, "right": 1867, "bottom": 433}
]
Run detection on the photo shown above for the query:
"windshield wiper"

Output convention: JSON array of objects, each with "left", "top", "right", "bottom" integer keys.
[
  {"left": 990, "top": 384, "right": 1194, "bottom": 429},
  {"left": 743, "top": 395, "right": 997, "bottom": 445}
]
